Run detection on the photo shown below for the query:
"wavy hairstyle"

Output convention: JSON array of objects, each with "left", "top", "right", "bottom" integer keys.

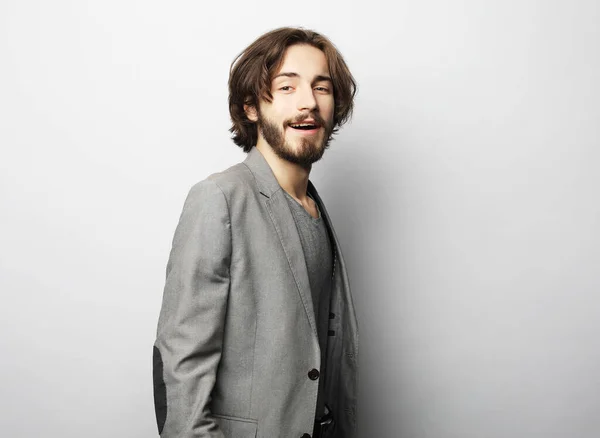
[{"left": 228, "top": 27, "right": 357, "bottom": 152}]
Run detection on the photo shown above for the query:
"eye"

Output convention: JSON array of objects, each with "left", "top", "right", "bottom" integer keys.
[
  {"left": 315, "top": 86, "right": 330, "bottom": 93},
  {"left": 279, "top": 86, "right": 293, "bottom": 91}
]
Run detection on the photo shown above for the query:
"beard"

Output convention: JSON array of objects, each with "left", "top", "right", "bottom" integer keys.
[{"left": 257, "top": 111, "right": 334, "bottom": 169}]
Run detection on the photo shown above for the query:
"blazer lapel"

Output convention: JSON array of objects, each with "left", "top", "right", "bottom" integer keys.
[{"left": 243, "top": 147, "right": 317, "bottom": 336}]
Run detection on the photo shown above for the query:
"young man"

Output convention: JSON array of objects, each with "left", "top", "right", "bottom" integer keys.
[{"left": 153, "top": 27, "right": 358, "bottom": 438}]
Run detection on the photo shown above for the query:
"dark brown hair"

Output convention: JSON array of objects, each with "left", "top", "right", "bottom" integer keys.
[{"left": 228, "top": 27, "right": 357, "bottom": 152}]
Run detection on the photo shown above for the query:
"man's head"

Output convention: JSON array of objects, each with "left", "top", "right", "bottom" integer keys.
[{"left": 228, "top": 27, "right": 356, "bottom": 167}]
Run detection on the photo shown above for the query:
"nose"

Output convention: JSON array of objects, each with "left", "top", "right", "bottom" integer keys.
[{"left": 296, "top": 85, "right": 317, "bottom": 112}]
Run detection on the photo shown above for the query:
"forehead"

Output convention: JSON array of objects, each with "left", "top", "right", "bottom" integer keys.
[{"left": 273, "top": 44, "right": 330, "bottom": 79}]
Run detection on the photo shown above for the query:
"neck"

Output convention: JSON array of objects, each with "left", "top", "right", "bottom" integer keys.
[{"left": 255, "top": 142, "right": 312, "bottom": 201}]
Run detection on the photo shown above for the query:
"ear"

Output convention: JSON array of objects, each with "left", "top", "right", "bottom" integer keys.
[{"left": 244, "top": 103, "right": 258, "bottom": 122}]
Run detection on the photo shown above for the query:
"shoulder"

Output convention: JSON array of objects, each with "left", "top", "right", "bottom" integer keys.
[{"left": 189, "top": 161, "right": 256, "bottom": 201}]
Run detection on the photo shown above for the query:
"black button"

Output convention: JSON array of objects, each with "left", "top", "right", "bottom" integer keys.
[
  {"left": 301, "top": 434, "right": 311, "bottom": 438},
  {"left": 329, "top": 312, "right": 335, "bottom": 319},
  {"left": 308, "top": 368, "right": 319, "bottom": 380}
]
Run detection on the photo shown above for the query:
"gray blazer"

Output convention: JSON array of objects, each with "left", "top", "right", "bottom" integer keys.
[{"left": 153, "top": 146, "right": 359, "bottom": 437}]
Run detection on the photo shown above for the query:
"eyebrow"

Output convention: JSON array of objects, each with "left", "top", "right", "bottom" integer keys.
[{"left": 273, "top": 72, "right": 333, "bottom": 85}]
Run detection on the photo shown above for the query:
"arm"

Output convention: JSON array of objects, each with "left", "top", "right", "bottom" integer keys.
[{"left": 153, "top": 179, "right": 231, "bottom": 437}]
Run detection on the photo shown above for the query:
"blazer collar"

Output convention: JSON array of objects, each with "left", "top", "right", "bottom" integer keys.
[{"left": 242, "top": 146, "right": 282, "bottom": 198}]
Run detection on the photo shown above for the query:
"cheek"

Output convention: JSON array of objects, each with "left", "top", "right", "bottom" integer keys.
[
  {"left": 280, "top": 101, "right": 298, "bottom": 118},
  {"left": 320, "top": 97, "right": 335, "bottom": 119}
]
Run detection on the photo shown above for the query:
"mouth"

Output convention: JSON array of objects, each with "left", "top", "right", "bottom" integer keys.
[
  {"left": 287, "top": 120, "right": 323, "bottom": 136},
  {"left": 288, "top": 122, "right": 321, "bottom": 131}
]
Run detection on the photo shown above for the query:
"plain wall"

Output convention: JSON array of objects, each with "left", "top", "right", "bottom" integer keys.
[{"left": 1, "top": 1, "right": 599, "bottom": 437}]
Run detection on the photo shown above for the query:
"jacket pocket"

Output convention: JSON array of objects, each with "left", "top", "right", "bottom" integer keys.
[{"left": 213, "top": 413, "right": 257, "bottom": 437}]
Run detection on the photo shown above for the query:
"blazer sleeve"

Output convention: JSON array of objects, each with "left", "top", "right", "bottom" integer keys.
[{"left": 153, "top": 179, "right": 231, "bottom": 437}]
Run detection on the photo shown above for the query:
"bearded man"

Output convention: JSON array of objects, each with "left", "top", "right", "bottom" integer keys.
[{"left": 153, "top": 26, "right": 359, "bottom": 438}]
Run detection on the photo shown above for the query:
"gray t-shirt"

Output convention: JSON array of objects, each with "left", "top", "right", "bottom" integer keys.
[{"left": 283, "top": 190, "right": 332, "bottom": 418}]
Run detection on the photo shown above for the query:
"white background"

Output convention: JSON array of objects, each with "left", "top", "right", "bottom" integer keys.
[{"left": 1, "top": 1, "right": 599, "bottom": 437}]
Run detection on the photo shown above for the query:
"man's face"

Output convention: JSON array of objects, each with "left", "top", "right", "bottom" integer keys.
[{"left": 253, "top": 44, "right": 335, "bottom": 168}]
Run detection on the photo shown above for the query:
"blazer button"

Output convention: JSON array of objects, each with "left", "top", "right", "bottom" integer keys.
[
  {"left": 308, "top": 368, "right": 320, "bottom": 380},
  {"left": 301, "top": 434, "right": 311, "bottom": 438}
]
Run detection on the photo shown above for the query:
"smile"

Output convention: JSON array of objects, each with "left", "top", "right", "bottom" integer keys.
[
  {"left": 287, "top": 123, "right": 321, "bottom": 135},
  {"left": 289, "top": 123, "right": 320, "bottom": 130},
  {"left": 288, "top": 127, "right": 320, "bottom": 136}
]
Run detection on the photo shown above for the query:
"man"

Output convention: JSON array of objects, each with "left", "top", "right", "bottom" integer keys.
[{"left": 152, "top": 27, "right": 358, "bottom": 438}]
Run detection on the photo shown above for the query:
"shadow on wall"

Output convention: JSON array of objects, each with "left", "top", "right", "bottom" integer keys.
[{"left": 320, "top": 135, "right": 411, "bottom": 437}]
